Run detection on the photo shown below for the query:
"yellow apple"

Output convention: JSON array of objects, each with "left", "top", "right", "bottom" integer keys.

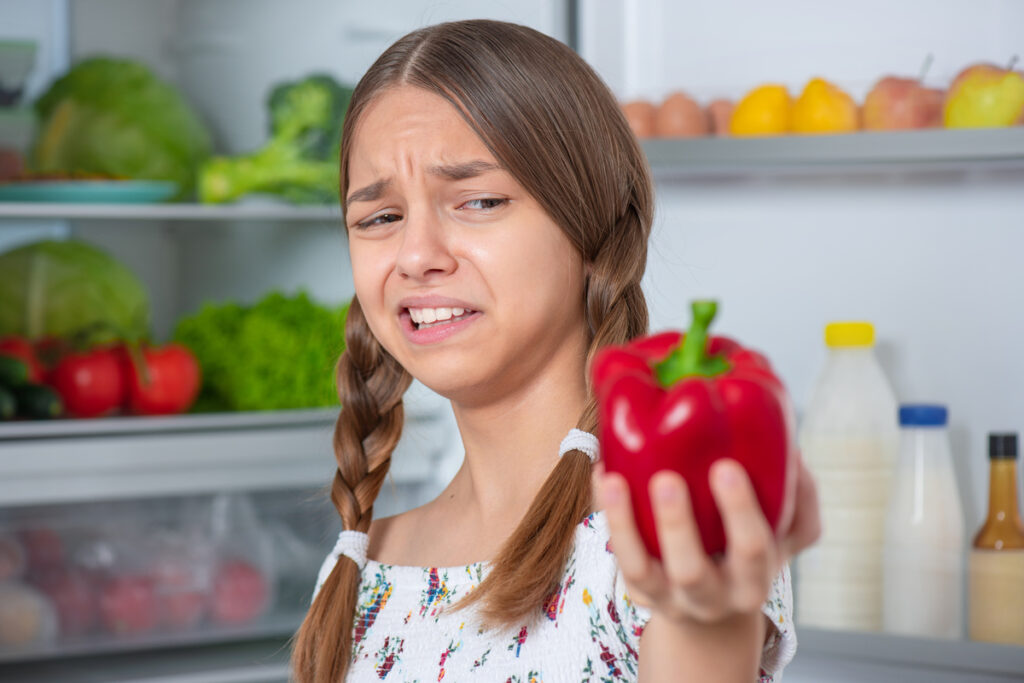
[{"left": 944, "top": 63, "right": 1024, "bottom": 128}]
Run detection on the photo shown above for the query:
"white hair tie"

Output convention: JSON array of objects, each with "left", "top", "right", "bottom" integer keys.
[
  {"left": 312, "top": 530, "right": 369, "bottom": 603},
  {"left": 559, "top": 428, "right": 600, "bottom": 463}
]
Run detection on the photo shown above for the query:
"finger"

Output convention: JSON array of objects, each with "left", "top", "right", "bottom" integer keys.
[
  {"left": 710, "top": 460, "right": 776, "bottom": 612},
  {"left": 780, "top": 458, "right": 822, "bottom": 558},
  {"left": 599, "top": 473, "right": 664, "bottom": 596},
  {"left": 649, "top": 471, "right": 716, "bottom": 592}
]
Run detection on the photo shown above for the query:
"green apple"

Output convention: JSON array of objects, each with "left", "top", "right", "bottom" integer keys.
[{"left": 944, "top": 63, "right": 1024, "bottom": 128}]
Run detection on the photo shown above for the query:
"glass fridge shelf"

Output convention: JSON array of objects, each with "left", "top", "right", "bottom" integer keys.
[
  {"left": 0, "top": 201, "right": 341, "bottom": 222},
  {"left": 643, "top": 127, "right": 1024, "bottom": 178},
  {"left": 798, "top": 626, "right": 1024, "bottom": 679}
]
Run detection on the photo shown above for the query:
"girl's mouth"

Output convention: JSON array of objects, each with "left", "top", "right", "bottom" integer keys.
[
  {"left": 407, "top": 306, "right": 477, "bottom": 330},
  {"left": 399, "top": 307, "right": 482, "bottom": 344}
]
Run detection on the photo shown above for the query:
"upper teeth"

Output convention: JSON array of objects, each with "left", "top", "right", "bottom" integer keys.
[{"left": 409, "top": 307, "right": 468, "bottom": 324}]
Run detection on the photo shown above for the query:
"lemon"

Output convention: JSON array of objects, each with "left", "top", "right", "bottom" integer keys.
[
  {"left": 730, "top": 84, "right": 792, "bottom": 136},
  {"left": 791, "top": 78, "right": 859, "bottom": 134}
]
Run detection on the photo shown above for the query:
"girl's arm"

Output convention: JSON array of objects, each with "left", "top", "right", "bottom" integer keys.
[
  {"left": 639, "top": 612, "right": 765, "bottom": 683},
  {"left": 597, "top": 456, "right": 820, "bottom": 682}
]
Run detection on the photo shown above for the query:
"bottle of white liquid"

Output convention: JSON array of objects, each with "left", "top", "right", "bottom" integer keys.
[
  {"left": 795, "top": 321, "right": 898, "bottom": 632},
  {"left": 882, "top": 404, "right": 965, "bottom": 639}
]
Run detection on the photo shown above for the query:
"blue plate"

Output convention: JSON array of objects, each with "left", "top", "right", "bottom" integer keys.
[{"left": 0, "top": 180, "right": 179, "bottom": 203}]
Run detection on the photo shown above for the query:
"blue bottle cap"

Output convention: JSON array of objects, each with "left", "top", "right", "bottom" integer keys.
[{"left": 899, "top": 404, "right": 948, "bottom": 427}]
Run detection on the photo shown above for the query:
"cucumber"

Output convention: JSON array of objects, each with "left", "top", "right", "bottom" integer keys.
[
  {"left": 0, "top": 355, "right": 29, "bottom": 388},
  {"left": 14, "top": 384, "right": 64, "bottom": 420},
  {"left": 0, "top": 386, "right": 14, "bottom": 420}
]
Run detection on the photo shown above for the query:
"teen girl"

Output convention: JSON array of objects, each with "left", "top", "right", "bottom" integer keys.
[{"left": 292, "top": 19, "right": 821, "bottom": 683}]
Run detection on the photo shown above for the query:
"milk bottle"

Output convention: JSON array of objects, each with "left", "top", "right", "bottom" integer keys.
[
  {"left": 882, "top": 404, "right": 964, "bottom": 639},
  {"left": 795, "top": 321, "right": 899, "bottom": 631}
]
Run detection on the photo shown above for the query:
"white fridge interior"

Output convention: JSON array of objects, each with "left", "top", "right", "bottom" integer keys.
[{"left": 2, "top": 0, "right": 1023, "bottom": 681}]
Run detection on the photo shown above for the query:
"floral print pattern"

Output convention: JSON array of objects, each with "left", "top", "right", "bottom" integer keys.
[{"left": 328, "top": 512, "right": 795, "bottom": 681}]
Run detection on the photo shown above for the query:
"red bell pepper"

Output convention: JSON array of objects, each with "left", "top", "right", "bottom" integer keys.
[{"left": 592, "top": 300, "right": 796, "bottom": 557}]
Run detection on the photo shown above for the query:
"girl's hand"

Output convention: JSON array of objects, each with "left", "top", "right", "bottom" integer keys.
[{"left": 594, "top": 456, "right": 820, "bottom": 624}]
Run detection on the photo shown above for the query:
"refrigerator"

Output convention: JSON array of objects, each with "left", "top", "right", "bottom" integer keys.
[{"left": 1, "top": 0, "right": 1022, "bottom": 681}]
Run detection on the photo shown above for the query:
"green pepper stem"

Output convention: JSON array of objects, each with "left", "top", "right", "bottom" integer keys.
[{"left": 654, "top": 300, "right": 731, "bottom": 387}]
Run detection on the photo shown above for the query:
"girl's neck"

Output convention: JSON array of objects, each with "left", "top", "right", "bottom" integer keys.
[{"left": 446, "top": 343, "right": 589, "bottom": 527}]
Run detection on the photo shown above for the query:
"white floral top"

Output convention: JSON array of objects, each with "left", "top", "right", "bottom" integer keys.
[{"left": 326, "top": 511, "right": 796, "bottom": 682}]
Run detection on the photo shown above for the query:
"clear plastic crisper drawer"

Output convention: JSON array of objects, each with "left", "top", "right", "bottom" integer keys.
[{"left": 0, "top": 481, "right": 431, "bottom": 663}]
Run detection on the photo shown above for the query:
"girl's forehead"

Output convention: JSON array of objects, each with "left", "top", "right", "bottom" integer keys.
[{"left": 349, "top": 87, "right": 497, "bottom": 178}]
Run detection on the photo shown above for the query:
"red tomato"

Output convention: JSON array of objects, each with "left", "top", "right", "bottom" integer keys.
[
  {"left": 211, "top": 560, "right": 268, "bottom": 625},
  {"left": 124, "top": 344, "right": 201, "bottom": 416},
  {"left": 99, "top": 575, "right": 159, "bottom": 636},
  {"left": 0, "top": 336, "right": 44, "bottom": 383},
  {"left": 34, "top": 336, "right": 73, "bottom": 383},
  {"left": 50, "top": 348, "right": 126, "bottom": 418}
]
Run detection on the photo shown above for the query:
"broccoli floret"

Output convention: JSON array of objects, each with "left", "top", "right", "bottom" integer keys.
[{"left": 198, "top": 74, "right": 354, "bottom": 204}]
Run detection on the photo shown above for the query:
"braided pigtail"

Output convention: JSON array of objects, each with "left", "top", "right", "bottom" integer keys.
[
  {"left": 456, "top": 194, "right": 652, "bottom": 626},
  {"left": 291, "top": 296, "right": 411, "bottom": 683}
]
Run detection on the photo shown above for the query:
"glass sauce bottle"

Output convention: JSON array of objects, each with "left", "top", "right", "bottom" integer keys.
[{"left": 968, "top": 433, "right": 1024, "bottom": 644}]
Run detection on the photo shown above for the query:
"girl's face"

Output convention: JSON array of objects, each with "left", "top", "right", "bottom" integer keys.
[{"left": 345, "top": 86, "right": 587, "bottom": 404}]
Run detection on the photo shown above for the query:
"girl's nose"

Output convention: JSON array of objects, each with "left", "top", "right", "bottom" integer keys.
[{"left": 395, "top": 208, "right": 457, "bottom": 281}]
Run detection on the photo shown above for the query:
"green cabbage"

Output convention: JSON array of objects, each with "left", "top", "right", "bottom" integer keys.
[
  {"left": 173, "top": 291, "right": 348, "bottom": 412},
  {"left": 31, "top": 57, "right": 212, "bottom": 198},
  {"left": 0, "top": 240, "right": 151, "bottom": 345}
]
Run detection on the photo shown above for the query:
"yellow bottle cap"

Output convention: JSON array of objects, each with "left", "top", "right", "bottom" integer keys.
[{"left": 825, "top": 322, "right": 874, "bottom": 347}]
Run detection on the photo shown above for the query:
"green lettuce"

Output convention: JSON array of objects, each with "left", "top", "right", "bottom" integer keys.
[
  {"left": 31, "top": 57, "right": 212, "bottom": 198},
  {"left": 0, "top": 239, "right": 151, "bottom": 345},
  {"left": 173, "top": 291, "right": 349, "bottom": 411}
]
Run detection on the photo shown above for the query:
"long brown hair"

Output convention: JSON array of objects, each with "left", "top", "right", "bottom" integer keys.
[{"left": 291, "top": 19, "right": 652, "bottom": 682}]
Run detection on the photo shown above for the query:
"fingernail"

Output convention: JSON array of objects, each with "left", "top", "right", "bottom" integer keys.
[
  {"left": 603, "top": 479, "right": 623, "bottom": 505},
  {"left": 715, "top": 461, "right": 740, "bottom": 489},
  {"left": 655, "top": 479, "right": 681, "bottom": 504}
]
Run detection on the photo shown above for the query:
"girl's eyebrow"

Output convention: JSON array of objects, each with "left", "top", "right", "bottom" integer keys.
[
  {"left": 429, "top": 160, "right": 501, "bottom": 180},
  {"left": 346, "top": 161, "right": 501, "bottom": 205}
]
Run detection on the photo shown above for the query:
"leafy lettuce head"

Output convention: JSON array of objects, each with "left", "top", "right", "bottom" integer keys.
[
  {"left": 30, "top": 57, "right": 212, "bottom": 198},
  {"left": 0, "top": 240, "right": 151, "bottom": 346}
]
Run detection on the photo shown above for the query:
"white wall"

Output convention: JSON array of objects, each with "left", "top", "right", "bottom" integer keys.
[{"left": 582, "top": 0, "right": 1024, "bottom": 102}]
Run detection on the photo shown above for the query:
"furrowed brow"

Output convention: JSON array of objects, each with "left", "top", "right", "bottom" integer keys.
[
  {"left": 429, "top": 161, "right": 502, "bottom": 181},
  {"left": 346, "top": 179, "right": 391, "bottom": 205}
]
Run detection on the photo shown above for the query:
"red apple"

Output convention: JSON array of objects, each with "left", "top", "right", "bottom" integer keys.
[
  {"left": 99, "top": 575, "right": 159, "bottom": 636},
  {"left": 863, "top": 76, "right": 943, "bottom": 130},
  {"left": 32, "top": 568, "right": 97, "bottom": 637},
  {"left": 211, "top": 560, "right": 269, "bottom": 625}
]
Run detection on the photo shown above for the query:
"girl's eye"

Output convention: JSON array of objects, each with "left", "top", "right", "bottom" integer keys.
[
  {"left": 460, "top": 198, "right": 507, "bottom": 211},
  {"left": 354, "top": 213, "right": 402, "bottom": 230}
]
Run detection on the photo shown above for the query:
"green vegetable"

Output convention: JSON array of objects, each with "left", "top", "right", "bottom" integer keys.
[
  {"left": 173, "top": 291, "right": 349, "bottom": 411},
  {"left": 31, "top": 57, "right": 212, "bottom": 198},
  {"left": 0, "top": 386, "right": 14, "bottom": 420},
  {"left": 198, "top": 74, "right": 353, "bottom": 204},
  {"left": 0, "top": 355, "right": 29, "bottom": 387},
  {"left": 14, "top": 384, "right": 63, "bottom": 420},
  {"left": 0, "top": 239, "right": 151, "bottom": 346}
]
